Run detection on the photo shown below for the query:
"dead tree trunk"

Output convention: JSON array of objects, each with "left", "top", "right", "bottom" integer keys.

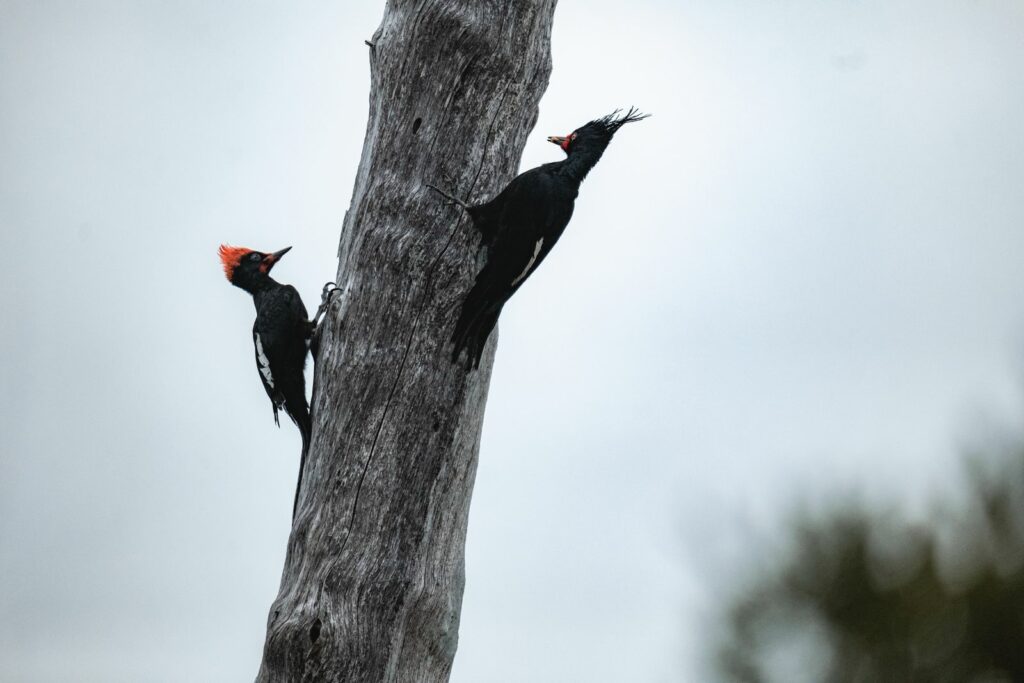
[{"left": 256, "top": 1, "right": 556, "bottom": 681}]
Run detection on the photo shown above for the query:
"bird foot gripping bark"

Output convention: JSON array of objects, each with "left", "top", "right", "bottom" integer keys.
[
  {"left": 310, "top": 282, "right": 343, "bottom": 359},
  {"left": 314, "top": 282, "right": 343, "bottom": 325}
]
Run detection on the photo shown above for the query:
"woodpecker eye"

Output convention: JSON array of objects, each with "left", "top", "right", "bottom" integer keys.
[{"left": 250, "top": 253, "right": 262, "bottom": 262}]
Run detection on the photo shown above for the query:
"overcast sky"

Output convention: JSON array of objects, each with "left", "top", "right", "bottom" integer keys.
[{"left": 3, "top": 1, "right": 1024, "bottom": 681}]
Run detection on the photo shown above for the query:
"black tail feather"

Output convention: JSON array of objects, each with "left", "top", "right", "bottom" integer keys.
[
  {"left": 451, "top": 285, "right": 489, "bottom": 358},
  {"left": 467, "top": 310, "right": 500, "bottom": 368},
  {"left": 452, "top": 304, "right": 500, "bottom": 369},
  {"left": 286, "top": 399, "right": 312, "bottom": 519},
  {"left": 293, "top": 433, "right": 308, "bottom": 519}
]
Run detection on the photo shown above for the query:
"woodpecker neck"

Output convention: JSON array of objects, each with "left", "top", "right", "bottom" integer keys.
[
  {"left": 233, "top": 271, "right": 279, "bottom": 295},
  {"left": 560, "top": 137, "right": 612, "bottom": 183}
]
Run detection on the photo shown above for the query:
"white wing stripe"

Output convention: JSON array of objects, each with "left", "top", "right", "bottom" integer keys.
[
  {"left": 255, "top": 333, "right": 275, "bottom": 388},
  {"left": 511, "top": 238, "right": 544, "bottom": 287}
]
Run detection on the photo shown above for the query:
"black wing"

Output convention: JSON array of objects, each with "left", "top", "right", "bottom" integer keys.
[
  {"left": 453, "top": 168, "right": 576, "bottom": 366},
  {"left": 468, "top": 163, "right": 569, "bottom": 247},
  {"left": 483, "top": 168, "right": 575, "bottom": 291},
  {"left": 252, "top": 285, "right": 310, "bottom": 423}
]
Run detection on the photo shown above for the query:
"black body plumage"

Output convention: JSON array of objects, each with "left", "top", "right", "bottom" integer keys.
[
  {"left": 442, "top": 108, "right": 649, "bottom": 368},
  {"left": 220, "top": 246, "right": 313, "bottom": 516}
]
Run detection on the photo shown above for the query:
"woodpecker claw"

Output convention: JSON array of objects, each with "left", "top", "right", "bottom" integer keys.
[
  {"left": 310, "top": 285, "right": 340, "bottom": 362},
  {"left": 425, "top": 183, "right": 470, "bottom": 210},
  {"left": 312, "top": 282, "right": 343, "bottom": 329},
  {"left": 321, "top": 281, "right": 343, "bottom": 300}
]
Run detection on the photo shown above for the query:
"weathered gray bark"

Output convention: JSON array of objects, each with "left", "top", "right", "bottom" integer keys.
[{"left": 256, "top": 1, "right": 556, "bottom": 681}]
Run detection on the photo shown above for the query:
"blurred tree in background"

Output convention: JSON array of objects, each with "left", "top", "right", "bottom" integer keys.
[{"left": 717, "top": 441, "right": 1024, "bottom": 683}]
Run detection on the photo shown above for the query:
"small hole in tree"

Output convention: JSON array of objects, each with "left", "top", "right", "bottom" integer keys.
[
  {"left": 412, "top": 117, "right": 422, "bottom": 134},
  {"left": 310, "top": 618, "right": 322, "bottom": 644}
]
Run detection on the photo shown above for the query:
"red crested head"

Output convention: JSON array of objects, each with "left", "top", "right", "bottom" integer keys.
[
  {"left": 218, "top": 244, "right": 254, "bottom": 282},
  {"left": 219, "top": 244, "right": 292, "bottom": 290}
]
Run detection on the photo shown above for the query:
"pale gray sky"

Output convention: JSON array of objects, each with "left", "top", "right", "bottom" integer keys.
[{"left": 2, "top": 1, "right": 1024, "bottom": 681}]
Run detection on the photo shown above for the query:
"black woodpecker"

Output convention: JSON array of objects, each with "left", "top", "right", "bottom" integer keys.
[
  {"left": 428, "top": 108, "right": 649, "bottom": 369},
  {"left": 219, "top": 244, "right": 335, "bottom": 516}
]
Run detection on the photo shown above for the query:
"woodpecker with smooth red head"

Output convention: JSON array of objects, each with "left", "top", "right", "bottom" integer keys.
[
  {"left": 219, "top": 244, "right": 337, "bottom": 516},
  {"left": 427, "top": 108, "right": 650, "bottom": 368}
]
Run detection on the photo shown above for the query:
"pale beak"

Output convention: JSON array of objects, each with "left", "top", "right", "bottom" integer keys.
[
  {"left": 263, "top": 246, "right": 292, "bottom": 269},
  {"left": 547, "top": 135, "right": 567, "bottom": 146}
]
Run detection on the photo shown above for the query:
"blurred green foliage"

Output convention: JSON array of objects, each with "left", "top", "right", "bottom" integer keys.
[{"left": 718, "top": 447, "right": 1024, "bottom": 683}]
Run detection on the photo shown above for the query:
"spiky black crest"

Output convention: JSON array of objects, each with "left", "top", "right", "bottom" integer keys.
[
  {"left": 577, "top": 107, "right": 651, "bottom": 138},
  {"left": 549, "top": 106, "right": 650, "bottom": 181}
]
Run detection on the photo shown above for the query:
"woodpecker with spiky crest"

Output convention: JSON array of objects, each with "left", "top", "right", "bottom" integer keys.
[
  {"left": 428, "top": 108, "right": 650, "bottom": 368},
  {"left": 218, "top": 244, "right": 337, "bottom": 516}
]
